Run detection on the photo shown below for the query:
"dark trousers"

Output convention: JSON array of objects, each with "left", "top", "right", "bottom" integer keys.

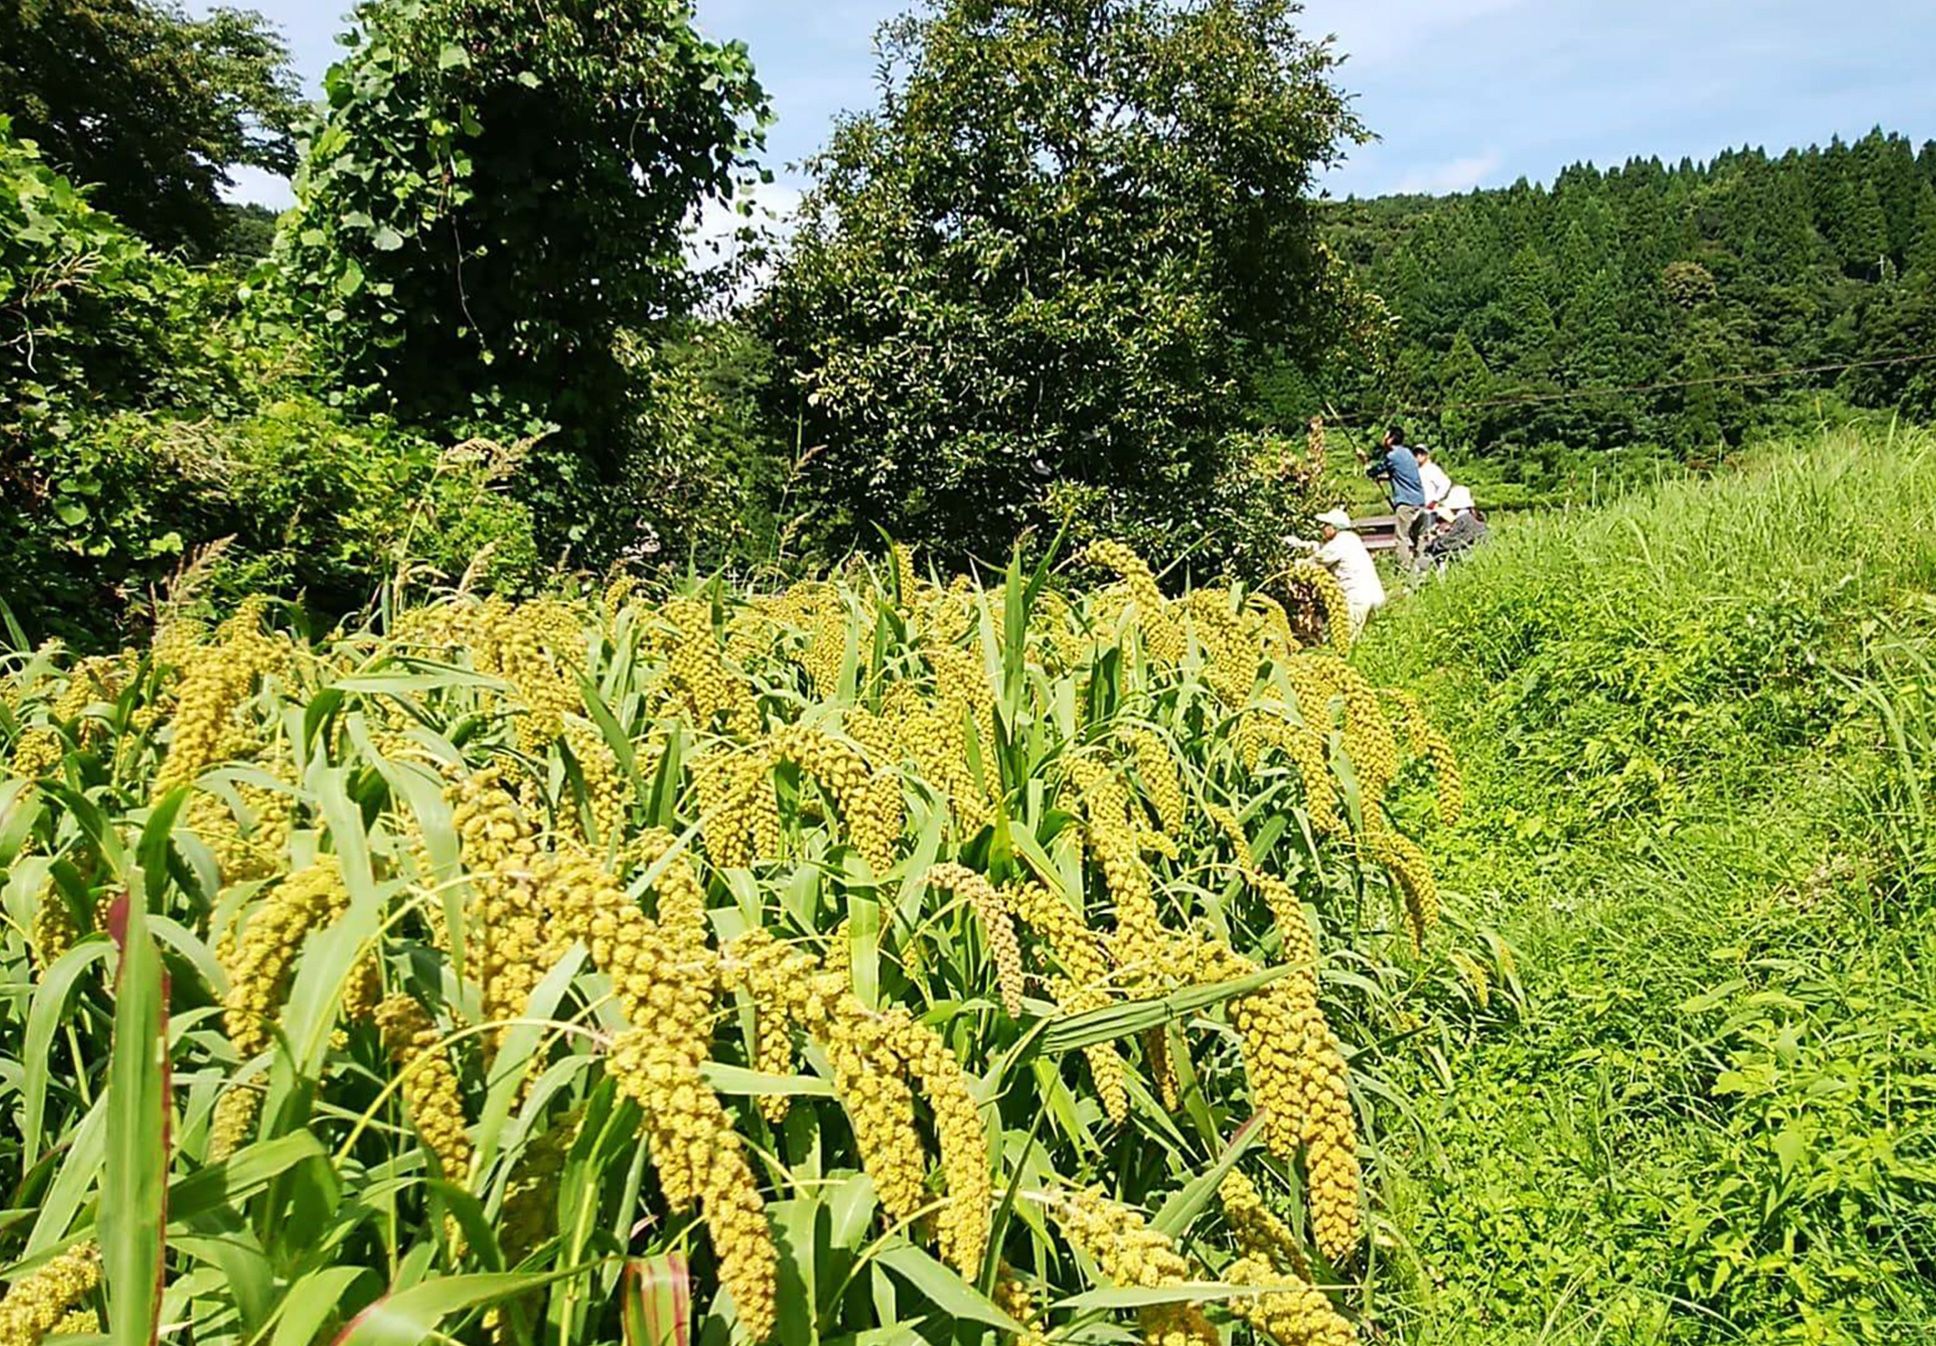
[{"left": 1394, "top": 504, "right": 1428, "bottom": 570}]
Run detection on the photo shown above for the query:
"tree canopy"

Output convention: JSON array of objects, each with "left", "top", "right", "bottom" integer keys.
[
  {"left": 268, "top": 0, "right": 771, "bottom": 559},
  {"left": 762, "top": 0, "right": 1370, "bottom": 567},
  {"left": 0, "top": 0, "right": 302, "bottom": 256},
  {"left": 275, "top": 0, "right": 767, "bottom": 432},
  {"left": 1317, "top": 129, "right": 1936, "bottom": 467}
]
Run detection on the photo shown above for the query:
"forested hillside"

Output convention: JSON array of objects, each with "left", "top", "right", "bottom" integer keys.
[{"left": 1311, "top": 130, "right": 1936, "bottom": 476}]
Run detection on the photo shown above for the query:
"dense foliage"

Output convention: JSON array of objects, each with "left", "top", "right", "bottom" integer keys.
[
  {"left": 0, "top": 543, "right": 1476, "bottom": 1346},
  {"left": 0, "top": 0, "right": 302, "bottom": 256},
  {"left": 1316, "top": 130, "right": 1936, "bottom": 476},
  {"left": 1362, "top": 428, "right": 1936, "bottom": 1343},
  {"left": 272, "top": 0, "right": 769, "bottom": 558},
  {"left": 0, "top": 124, "right": 535, "bottom": 643},
  {"left": 762, "top": 0, "right": 1371, "bottom": 570}
]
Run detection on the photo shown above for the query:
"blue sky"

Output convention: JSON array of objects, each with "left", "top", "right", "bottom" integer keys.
[{"left": 218, "top": 0, "right": 1934, "bottom": 210}]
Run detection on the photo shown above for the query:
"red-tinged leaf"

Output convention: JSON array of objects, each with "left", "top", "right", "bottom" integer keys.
[{"left": 623, "top": 1254, "right": 690, "bottom": 1346}]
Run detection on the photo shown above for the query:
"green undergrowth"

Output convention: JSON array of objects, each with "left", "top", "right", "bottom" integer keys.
[{"left": 1357, "top": 425, "right": 1936, "bottom": 1344}]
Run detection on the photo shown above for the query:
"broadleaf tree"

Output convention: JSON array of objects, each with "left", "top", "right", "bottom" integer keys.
[
  {"left": 273, "top": 0, "right": 769, "bottom": 555},
  {"left": 0, "top": 0, "right": 302, "bottom": 257},
  {"left": 760, "top": 0, "right": 1371, "bottom": 570}
]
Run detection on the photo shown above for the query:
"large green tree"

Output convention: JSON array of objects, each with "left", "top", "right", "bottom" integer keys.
[
  {"left": 762, "top": 0, "right": 1367, "bottom": 567},
  {"left": 0, "top": 0, "right": 302, "bottom": 256},
  {"left": 274, "top": 0, "right": 769, "bottom": 553}
]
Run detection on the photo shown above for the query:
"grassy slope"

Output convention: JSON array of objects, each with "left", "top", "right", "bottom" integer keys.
[{"left": 1355, "top": 426, "right": 1936, "bottom": 1345}]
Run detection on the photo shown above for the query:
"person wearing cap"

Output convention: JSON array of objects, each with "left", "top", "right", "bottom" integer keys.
[
  {"left": 1424, "top": 485, "right": 1488, "bottom": 565},
  {"left": 1290, "top": 508, "right": 1387, "bottom": 633},
  {"left": 1358, "top": 425, "right": 1428, "bottom": 572},
  {"left": 1414, "top": 445, "right": 1452, "bottom": 511}
]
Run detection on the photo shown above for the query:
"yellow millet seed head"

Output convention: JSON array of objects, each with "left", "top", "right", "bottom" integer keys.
[
  {"left": 1052, "top": 1188, "right": 1194, "bottom": 1289},
  {"left": 342, "top": 951, "right": 383, "bottom": 1026},
  {"left": 152, "top": 610, "right": 282, "bottom": 796},
  {"left": 45, "top": 1308, "right": 100, "bottom": 1338},
  {"left": 1252, "top": 871, "right": 1320, "bottom": 1001},
  {"left": 9, "top": 727, "right": 63, "bottom": 780},
  {"left": 374, "top": 995, "right": 473, "bottom": 1186},
  {"left": 1360, "top": 816, "right": 1439, "bottom": 949},
  {"left": 1283, "top": 657, "right": 1338, "bottom": 733},
  {"left": 1246, "top": 591, "right": 1297, "bottom": 657},
  {"left": 1284, "top": 724, "right": 1342, "bottom": 835},
  {"left": 722, "top": 936, "right": 936, "bottom": 1247},
  {"left": 28, "top": 891, "right": 77, "bottom": 972},
  {"left": 629, "top": 827, "right": 711, "bottom": 960},
  {"left": 992, "top": 1265, "right": 1050, "bottom": 1346},
  {"left": 1335, "top": 670, "right": 1399, "bottom": 801},
  {"left": 890, "top": 542, "right": 918, "bottom": 602},
  {"left": 1379, "top": 688, "right": 1463, "bottom": 826},
  {"left": 1083, "top": 542, "right": 1182, "bottom": 667},
  {"left": 894, "top": 702, "right": 989, "bottom": 832},
  {"left": 1218, "top": 1170, "right": 1307, "bottom": 1276},
  {"left": 753, "top": 997, "right": 796, "bottom": 1126},
  {"left": 1048, "top": 974, "right": 1129, "bottom": 1124},
  {"left": 474, "top": 599, "right": 585, "bottom": 751},
  {"left": 825, "top": 1008, "right": 930, "bottom": 1223},
  {"left": 1172, "top": 938, "right": 1307, "bottom": 1164},
  {"left": 799, "top": 608, "right": 848, "bottom": 700},
  {"left": 1424, "top": 722, "right": 1463, "bottom": 827},
  {"left": 693, "top": 749, "right": 758, "bottom": 870},
  {"left": 563, "top": 718, "right": 628, "bottom": 842},
  {"left": 771, "top": 725, "right": 902, "bottom": 871},
  {"left": 1065, "top": 759, "right": 1162, "bottom": 977},
  {"left": 536, "top": 848, "right": 713, "bottom": 1047},
  {"left": 0, "top": 1244, "right": 101, "bottom": 1346},
  {"left": 883, "top": 1008, "right": 991, "bottom": 1275},
  {"left": 1139, "top": 826, "right": 1181, "bottom": 863},
  {"left": 220, "top": 855, "right": 352, "bottom": 1060},
  {"left": 1293, "top": 1011, "right": 1361, "bottom": 1264},
  {"left": 927, "top": 862, "right": 1025, "bottom": 1017},
  {"left": 848, "top": 770, "right": 904, "bottom": 874},
  {"left": 1143, "top": 1302, "right": 1219, "bottom": 1346},
  {"left": 607, "top": 1029, "right": 777, "bottom": 1341},
  {"left": 1286, "top": 560, "right": 1353, "bottom": 653},
  {"left": 1008, "top": 881, "right": 1108, "bottom": 989},
  {"left": 1236, "top": 988, "right": 1310, "bottom": 1161},
  {"left": 451, "top": 767, "right": 564, "bottom": 1042},
  {"left": 1223, "top": 1256, "right": 1355, "bottom": 1346},
  {"left": 1143, "top": 1025, "right": 1180, "bottom": 1112},
  {"left": 497, "top": 1104, "right": 583, "bottom": 1265},
  {"left": 1205, "top": 802, "right": 1252, "bottom": 870},
  {"left": 206, "top": 1087, "right": 262, "bottom": 1162}
]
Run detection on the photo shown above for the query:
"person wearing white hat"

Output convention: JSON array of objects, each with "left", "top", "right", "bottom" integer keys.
[
  {"left": 1290, "top": 508, "right": 1386, "bottom": 634},
  {"left": 1425, "top": 485, "right": 1487, "bottom": 565}
]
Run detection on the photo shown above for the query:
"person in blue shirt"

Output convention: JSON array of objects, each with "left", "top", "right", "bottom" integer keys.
[{"left": 1361, "top": 423, "right": 1429, "bottom": 572}]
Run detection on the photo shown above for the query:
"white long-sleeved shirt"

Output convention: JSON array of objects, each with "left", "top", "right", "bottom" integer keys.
[
  {"left": 1293, "top": 530, "right": 1387, "bottom": 631},
  {"left": 1418, "top": 460, "right": 1452, "bottom": 508}
]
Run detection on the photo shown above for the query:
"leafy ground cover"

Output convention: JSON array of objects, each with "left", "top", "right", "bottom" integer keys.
[
  {"left": 1360, "top": 425, "right": 1936, "bottom": 1343},
  {"left": 0, "top": 543, "right": 1480, "bottom": 1346}
]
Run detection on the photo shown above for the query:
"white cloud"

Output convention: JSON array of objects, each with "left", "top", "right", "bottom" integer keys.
[{"left": 1392, "top": 150, "right": 1503, "bottom": 194}]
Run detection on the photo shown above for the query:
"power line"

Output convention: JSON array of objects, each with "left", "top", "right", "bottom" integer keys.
[{"left": 1312, "top": 348, "right": 1936, "bottom": 431}]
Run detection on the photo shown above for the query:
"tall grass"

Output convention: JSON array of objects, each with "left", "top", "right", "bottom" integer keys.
[{"left": 1359, "top": 424, "right": 1936, "bottom": 1344}]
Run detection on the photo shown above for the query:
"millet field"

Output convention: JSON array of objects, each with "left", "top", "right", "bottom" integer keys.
[{"left": 5, "top": 1, "right": 1936, "bottom": 1345}]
